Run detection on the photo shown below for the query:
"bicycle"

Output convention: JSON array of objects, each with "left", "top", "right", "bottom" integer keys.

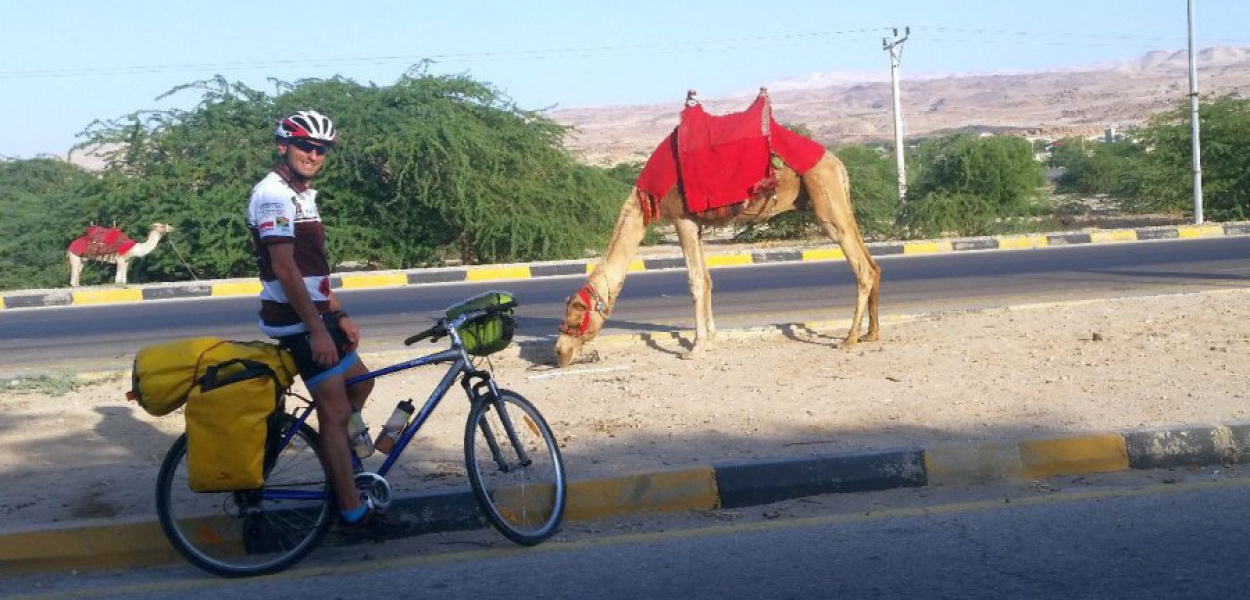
[{"left": 154, "top": 291, "right": 567, "bottom": 577}]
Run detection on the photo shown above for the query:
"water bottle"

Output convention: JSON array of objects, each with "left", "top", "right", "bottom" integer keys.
[
  {"left": 349, "top": 411, "right": 374, "bottom": 458},
  {"left": 374, "top": 399, "right": 415, "bottom": 455}
]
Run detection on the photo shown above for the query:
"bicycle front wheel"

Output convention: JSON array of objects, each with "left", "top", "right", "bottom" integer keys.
[
  {"left": 155, "top": 414, "right": 334, "bottom": 577},
  {"left": 464, "top": 389, "right": 566, "bottom": 545}
]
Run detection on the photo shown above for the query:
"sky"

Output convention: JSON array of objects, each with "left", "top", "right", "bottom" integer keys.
[{"left": 2, "top": 0, "right": 1248, "bottom": 159}]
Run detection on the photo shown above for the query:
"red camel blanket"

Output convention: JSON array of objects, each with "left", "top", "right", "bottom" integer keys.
[
  {"left": 635, "top": 92, "right": 826, "bottom": 224},
  {"left": 68, "top": 226, "right": 137, "bottom": 258}
]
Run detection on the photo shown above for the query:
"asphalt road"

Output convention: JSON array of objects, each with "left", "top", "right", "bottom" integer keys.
[
  {"left": 3, "top": 466, "right": 1247, "bottom": 599},
  {"left": 1, "top": 236, "right": 1248, "bottom": 375}
]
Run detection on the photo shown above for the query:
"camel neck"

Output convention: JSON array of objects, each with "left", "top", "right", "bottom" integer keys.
[
  {"left": 589, "top": 191, "right": 650, "bottom": 306},
  {"left": 127, "top": 228, "right": 164, "bottom": 258}
]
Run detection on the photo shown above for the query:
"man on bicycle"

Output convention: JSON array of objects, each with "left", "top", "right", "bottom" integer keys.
[{"left": 245, "top": 110, "right": 381, "bottom": 530}]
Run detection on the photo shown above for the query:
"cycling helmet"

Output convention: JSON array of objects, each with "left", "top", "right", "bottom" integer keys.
[{"left": 274, "top": 110, "right": 338, "bottom": 145}]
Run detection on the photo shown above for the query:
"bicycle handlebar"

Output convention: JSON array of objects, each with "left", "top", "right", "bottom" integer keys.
[
  {"left": 402, "top": 300, "right": 518, "bottom": 347},
  {"left": 403, "top": 324, "right": 444, "bottom": 346}
]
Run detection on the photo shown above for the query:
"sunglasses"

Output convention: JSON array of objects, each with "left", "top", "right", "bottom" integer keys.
[{"left": 289, "top": 139, "right": 330, "bottom": 155}]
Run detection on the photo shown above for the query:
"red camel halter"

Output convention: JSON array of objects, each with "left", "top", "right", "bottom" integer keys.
[{"left": 559, "top": 281, "right": 612, "bottom": 339}]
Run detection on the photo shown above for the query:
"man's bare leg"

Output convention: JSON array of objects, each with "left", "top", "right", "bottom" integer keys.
[
  {"left": 309, "top": 373, "right": 362, "bottom": 512},
  {"left": 343, "top": 359, "right": 373, "bottom": 412}
]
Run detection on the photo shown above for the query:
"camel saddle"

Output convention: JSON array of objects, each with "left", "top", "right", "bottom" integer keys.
[
  {"left": 68, "top": 226, "right": 137, "bottom": 258},
  {"left": 635, "top": 89, "right": 826, "bottom": 224}
]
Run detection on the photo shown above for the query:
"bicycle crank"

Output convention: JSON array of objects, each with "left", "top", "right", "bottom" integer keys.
[{"left": 354, "top": 471, "right": 393, "bottom": 511}]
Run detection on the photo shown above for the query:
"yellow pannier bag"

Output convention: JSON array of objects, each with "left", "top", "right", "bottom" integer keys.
[
  {"left": 129, "top": 338, "right": 296, "bottom": 416},
  {"left": 185, "top": 358, "right": 287, "bottom": 492},
  {"left": 128, "top": 338, "right": 298, "bottom": 492}
]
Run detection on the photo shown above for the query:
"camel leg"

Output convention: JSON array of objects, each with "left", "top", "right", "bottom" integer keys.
[
  {"left": 807, "top": 157, "right": 881, "bottom": 347},
  {"left": 697, "top": 225, "right": 717, "bottom": 340},
  {"left": 833, "top": 225, "right": 881, "bottom": 344},
  {"left": 115, "top": 256, "right": 128, "bottom": 285},
  {"left": 672, "top": 216, "right": 714, "bottom": 358},
  {"left": 68, "top": 253, "right": 82, "bottom": 287}
]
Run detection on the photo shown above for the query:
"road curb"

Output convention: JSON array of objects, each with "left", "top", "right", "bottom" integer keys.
[
  {"left": 3, "top": 222, "right": 1248, "bottom": 311},
  {"left": 3, "top": 420, "right": 1248, "bottom": 576}
]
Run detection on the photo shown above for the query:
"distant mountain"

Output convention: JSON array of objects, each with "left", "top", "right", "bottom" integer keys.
[{"left": 551, "top": 46, "right": 1250, "bottom": 166}]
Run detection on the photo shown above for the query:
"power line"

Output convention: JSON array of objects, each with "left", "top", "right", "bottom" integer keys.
[
  {"left": 3, "top": 24, "right": 1242, "bottom": 82},
  {"left": 921, "top": 26, "right": 1179, "bottom": 42},
  {"left": 921, "top": 35, "right": 1248, "bottom": 48},
  {"left": 0, "top": 28, "right": 893, "bottom": 81},
  {"left": 915, "top": 25, "right": 1246, "bottom": 47}
]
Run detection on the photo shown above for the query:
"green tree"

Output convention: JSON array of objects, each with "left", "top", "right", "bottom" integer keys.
[
  {"left": 75, "top": 77, "right": 277, "bottom": 282},
  {"left": 836, "top": 145, "right": 899, "bottom": 239},
  {"left": 1129, "top": 96, "right": 1250, "bottom": 220},
  {"left": 1051, "top": 136, "right": 1147, "bottom": 198},
  {"left": 602, "top": 161, "right": 644, "bottom": 188},
  {"left": 903, "top": 134, "right": 1045, "bottom": 237},
  {"left": 0, "top": 158, "right": 101, "bottom": 289},
  {"left": 71, "top": 68, "right": 627, "bottom": 283},
  {"left": 295, "top": 69, "right": 624, "bottom": 265},
  {"left": 1049, "top": 136, "right": 1096, "bottom": 192}
]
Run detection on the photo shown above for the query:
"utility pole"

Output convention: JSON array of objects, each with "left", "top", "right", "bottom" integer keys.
[
  {"left": 1187, "top": 0, "right": 1204, "bottom": 224},
  {"left": 883, "top": 27, "right": 910, "bottom": 206}
]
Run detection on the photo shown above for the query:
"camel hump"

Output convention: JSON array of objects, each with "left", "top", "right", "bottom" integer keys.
[{"left": 69, "top": 226, "right": 136, "bottom": 257}]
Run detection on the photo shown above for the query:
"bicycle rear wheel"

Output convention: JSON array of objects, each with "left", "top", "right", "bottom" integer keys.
[
  {"left": 464, "top": 389, "right": 566, "bottom": 545},
  {"left": 155, "top": 414, "right": 334, "bottom": 577}
]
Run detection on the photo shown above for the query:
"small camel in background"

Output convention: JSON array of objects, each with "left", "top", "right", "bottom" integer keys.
[{"left": 67, "top": 223, "right": 175, "bottom": 287}]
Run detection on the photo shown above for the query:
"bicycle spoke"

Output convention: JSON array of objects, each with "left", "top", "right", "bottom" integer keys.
[
  {"left": 156, "top": 417, "right": 334, "bottom": 577},
  {"left": 465, "top": 391, "right": 566, "bottom": 545}
]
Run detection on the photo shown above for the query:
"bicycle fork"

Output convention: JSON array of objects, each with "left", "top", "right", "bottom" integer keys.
[{"left": 463, "top": 372, "right": 534, "bottom": 473}]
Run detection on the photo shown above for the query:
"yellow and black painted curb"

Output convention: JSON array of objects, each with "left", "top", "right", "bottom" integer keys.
[
  {"left": 3, "top": 222, "right": 1248, "bottom": 311},
  {"left": 3, "top": 420, "right": 1248, "bottom": 575}
]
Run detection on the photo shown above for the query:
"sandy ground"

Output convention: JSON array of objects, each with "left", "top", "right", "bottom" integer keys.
[{"left": 2, "top": 288, "right": 1249, "bottom": 529}]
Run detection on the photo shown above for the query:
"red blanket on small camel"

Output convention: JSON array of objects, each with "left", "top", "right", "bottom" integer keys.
[
  {"left": 68, "top": 226, "right": 137, "bottom": 258},
  {"left": 635, "top": 91, "right": 826, "bottom": 224}
]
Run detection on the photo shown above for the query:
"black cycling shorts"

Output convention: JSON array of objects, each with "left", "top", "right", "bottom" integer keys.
[{"left": 275, "top": 312, "right": 359, "bottom": 390}]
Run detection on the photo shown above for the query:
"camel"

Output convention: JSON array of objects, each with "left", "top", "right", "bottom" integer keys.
[
  {"left": 67, "top": 223, "right": 175, "bottom": 287},
  {"left": 554, "top": 150, "right": 882, "bottom": 368}
]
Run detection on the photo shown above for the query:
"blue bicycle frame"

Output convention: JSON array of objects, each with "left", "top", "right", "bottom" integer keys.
[{"left": 260, "top": 343, "right": 495, "bottom": 503}]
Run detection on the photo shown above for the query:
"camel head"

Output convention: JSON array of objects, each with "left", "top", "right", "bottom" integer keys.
[
  {"left": 151, "top": 223, "right": 176, "bottom": 236},
  {"left": 553, "top": 282, "right": 612, "bottom": 368}
]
